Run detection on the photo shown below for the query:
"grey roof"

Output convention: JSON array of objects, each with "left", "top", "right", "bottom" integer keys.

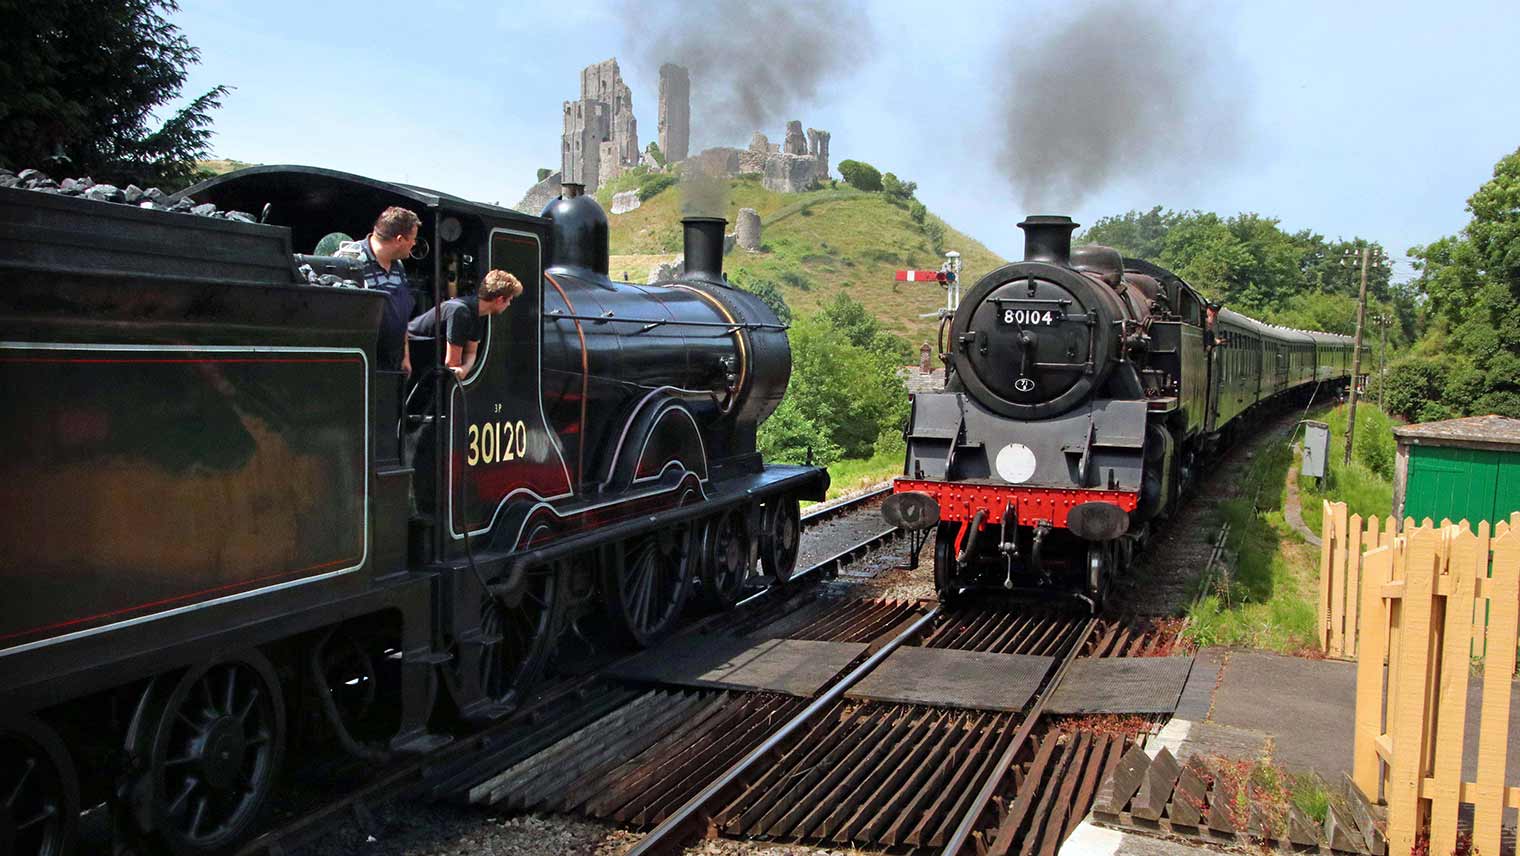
[{"left": 1394, "top": 414, "right": 1520, "bottom": 447}]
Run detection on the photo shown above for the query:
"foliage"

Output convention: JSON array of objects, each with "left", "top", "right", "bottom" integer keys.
[
  {"left": 1182, "top": 440, "right": 1320, "bottom": 653},
  {"left": 757, "top": 397, "right": 840, "bottom": 467},
  {"left": 730, "top": 273, "right": 793, "bottom": 325},
  {"left": 1, "top": 0, "right": 229, "bottom": 189},
  {"left": 819, "top": 292, "right": 910, "bottom": 359},
  {"left": 881, "top": 171, "right": 917, "bottom": 206},
  {"left": 1405, "top": 145, "right": 1520, "bottom": 420},
  {"left": 537, "top": 168, "right": 552, "bottom": 182},
  {"left": 837, "top": 159, "right": 882, "bottom": 192},
  {"left": 1298, "top": 403, "right": 1396, "bottom": 535},
  {"left": 776, "top": 313, "right": 909, "bottom": 460},
  {"left": 636, "top": 172, "right": 677, "bottom": 201},
  {"left": 908, "top": 200, "right": 927, "bottom": 225},
  {"left": 645, "top": 141, "right": 665, "bottom": 167},
  {"left": 1080, "top": 207, "right": 1410, "bottom": 341}
]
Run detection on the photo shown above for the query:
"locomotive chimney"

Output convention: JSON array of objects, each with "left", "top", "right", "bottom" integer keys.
[
  {"left": 1018, "top": 215, "right": 1079, "bottom": 266},
  {"left": 682, "top": 216, "right": 727, "bottom": 283},
  {"left": 562, "top": 182, "right": 585, "bottom": 199}
]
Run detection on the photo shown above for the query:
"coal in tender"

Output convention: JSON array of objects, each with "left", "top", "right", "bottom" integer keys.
[{"left": 85, "top": 184, "right": 124, "bottom": 203}]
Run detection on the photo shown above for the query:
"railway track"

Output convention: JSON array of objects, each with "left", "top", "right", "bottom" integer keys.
[{"left": 220, "top": 485, "right": 904, "bottom": 856}]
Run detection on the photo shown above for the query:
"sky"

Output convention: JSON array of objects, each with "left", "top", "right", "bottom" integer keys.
[{"left": 172, "top": 0, "right": 1520, "bottom": 282}]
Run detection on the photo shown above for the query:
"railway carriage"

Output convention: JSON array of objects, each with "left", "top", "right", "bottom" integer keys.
[
  {"left": 0, "top": 166, "right": 824, "bottom": 856},
  {"left": 883, "top": 215, "right": 1359, "bottom": 603}
]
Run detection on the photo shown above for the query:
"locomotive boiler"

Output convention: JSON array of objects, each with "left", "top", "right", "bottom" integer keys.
[{"left": 883, "top": 215, "right": 1356, "bottom": 603}]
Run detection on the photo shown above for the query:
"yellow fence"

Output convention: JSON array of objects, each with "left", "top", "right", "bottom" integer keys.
[
  {"left": 1319, "top": 502, "right": 1397, "bottom": 658},
  {"left": 1341, "top": 502, "right": 1520, "bottom": 856}
]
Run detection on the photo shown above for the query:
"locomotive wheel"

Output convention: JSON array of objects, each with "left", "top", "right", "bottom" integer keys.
[
  {"left": 759, "top": 496, "right": 801, "bottom": 584},
  {"left": 1086, "top": 542, "right": 1111, "bottom": 604},
  {"left": 698, "top": 509, "right": 752, "bottom": 610},
  {"left": 479, "top": 547, "right": 565, "bottom": 706},
  {"left": 933, "top": 522, "right": 963, "bottom": 605},
  {"left": 1, "top": 714, "right": 79, "bottom": 856},
  {"left": 605, "top": 526, "right": 695, "bottom": 647},
  {"left": 131, "top": 652, "right": 284, "bottom": 855}
]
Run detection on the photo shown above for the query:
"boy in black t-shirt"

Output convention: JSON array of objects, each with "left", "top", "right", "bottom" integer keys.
[{"left": 407, "top": 270, "right": 523, "bottom": 380}]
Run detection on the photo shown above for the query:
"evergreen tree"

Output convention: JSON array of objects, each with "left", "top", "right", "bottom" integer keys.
[{"left": 0, "top": 0, "right": 228, "bottom": 188}]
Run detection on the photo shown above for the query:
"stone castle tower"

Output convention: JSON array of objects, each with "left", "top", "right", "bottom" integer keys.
[
  {"left": 562, "top": 59, "right": 639, "bottom": 192},
  {"left": 657, "top": 64, "right": 690, "bottom": 163}
]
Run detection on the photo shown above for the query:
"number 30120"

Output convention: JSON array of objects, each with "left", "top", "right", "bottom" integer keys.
[{"left": 466, "top": 420, "right": 527, "bottom": 465}]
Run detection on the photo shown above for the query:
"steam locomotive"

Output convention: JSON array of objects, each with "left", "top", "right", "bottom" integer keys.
[
  {"left": 0, "top": 166, "right": 823, "bottom": 855},
  {"left": 882, "top": 215, "right": 1357, "bottom": 604}
]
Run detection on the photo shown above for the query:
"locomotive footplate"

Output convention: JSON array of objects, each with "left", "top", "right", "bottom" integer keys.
[{"left": 609, "top": 636, "right": 868, "bottom": 696}]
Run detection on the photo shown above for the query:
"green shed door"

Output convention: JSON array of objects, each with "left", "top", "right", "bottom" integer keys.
[{"left": 1405, "top": 446, "right": 1517, "bottom": 526}]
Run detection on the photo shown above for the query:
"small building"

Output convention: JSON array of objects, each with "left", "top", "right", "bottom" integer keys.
[{"left": 1393, "top": 415, "right": 1520, "bottom": 528}]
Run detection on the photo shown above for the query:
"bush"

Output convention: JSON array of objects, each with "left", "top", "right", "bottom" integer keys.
[
  {"left": 908, "top": 200, "right": 927, "bottom": 225},
  {"left": 837, "top": 159, "right": 882, "bottom": 192},
  {"left": 645, "top": 141, "right": 665, "bottom": 167},
  {"left": 882, "top": 171, "right": 917, "bottom": 205},
  {"left": 1379, "top": 356, "right": 1452, "bottom": 422},
  {"left": 636, "top": 172, "right": 677, "bottom": 201},
  {"left": 758, "top": 397, "right": 841, "bottom": 466},
  {"left": 731, "top": 274, "right": 792, "bottom": 325},
  {"left": 537, "top": 167, "right": 552, "bottom": 182}
]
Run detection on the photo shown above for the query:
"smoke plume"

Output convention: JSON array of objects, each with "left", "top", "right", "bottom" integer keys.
[
  {"left": 619, "top": 0, "right": 877, "bottom": 144},
  {"left": 680, "top": 160, "right": 729, "bottom": 218},
  {"left": 995, "top": 1, "right": 1248, "bottom": 210}
]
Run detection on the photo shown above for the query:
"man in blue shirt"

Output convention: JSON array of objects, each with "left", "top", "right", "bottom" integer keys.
[{"left": 337, "top": 207, "right": 421, "bottom": 374}]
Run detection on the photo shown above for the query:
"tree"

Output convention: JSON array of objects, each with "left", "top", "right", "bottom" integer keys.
[
  {"left": 646, "top": 141, "right": 666, "bottom": 167},
  {"left": 837, "top": 159, "right": 882, "bottom": 192},
  {"left": 1406, "top": 146, "right": 1520, "bottom": 418},
  {"left": 2, "top": 1, "right": 230, "bottom": 189},
  {"left": 881, "top": 171, "right": 916, "bottom": 205},
  {"left": 731, "top": 274, "right": 793, "bottom": 325},
  {"left": 537, "top": 168, "right": 552, "bottom": 182},
  {"left": 757, "top": 397, "right": 841, "bottom": 466}
]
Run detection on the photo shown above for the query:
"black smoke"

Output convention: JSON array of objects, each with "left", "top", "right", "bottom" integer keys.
[
  {"left": 995, "top": 1, "right": 1249, "bottom": 210},
  {"left": 619, "top": 0, "right": 877, "bottom": 144}
]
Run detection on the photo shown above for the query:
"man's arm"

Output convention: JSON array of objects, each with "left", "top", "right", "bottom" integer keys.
[
  {"left": 452, "top": 341, "right": 480, "bottom": 378},
  {"left": 402, "top": 336, "right": 411, "bottom": 376}
]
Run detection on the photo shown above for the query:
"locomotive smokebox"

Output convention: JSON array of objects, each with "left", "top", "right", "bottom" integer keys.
[
  {"left": 682, "top": 216, "right": 727, "bottom": 284},
  {"left": 1018, "top": 215, "right": 1078, "bottom": 266}
]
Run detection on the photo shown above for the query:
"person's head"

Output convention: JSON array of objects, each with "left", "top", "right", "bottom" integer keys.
[
  {"left": 371, "top": 207, "right": 421, "bottom": 261},
  {"left": 478, "top": 270, "right": 524, "bottom": 315}
]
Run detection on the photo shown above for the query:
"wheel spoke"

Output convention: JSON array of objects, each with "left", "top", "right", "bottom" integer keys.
[
  {"left": 199, "top": 674, "right": 218, "bottom": 714},
  {"left": 188, "top": 793, "right": 209, "bottom": 838},
  {"left": 177, "top": 711, "right": 204, "bottom": 734},
  {"left": 15, "top": 803, "right": 56, "bottom": 831},
  {"left": 167, "top": 777, "right": 198, "bottom": 816},
  {"left": 164, "top": 754, "right": 197, "bottom": 768},
  {"left": 224, "top": 664, "right": 239, "bottom": 714},
  {"left": 6, "top": 756, "right": 36, "bottom": 807},
  {"left": 236, "top": 686, "right": 262, "bottom": 724}
]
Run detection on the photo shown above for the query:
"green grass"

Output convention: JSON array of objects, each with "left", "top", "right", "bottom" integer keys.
[
  {"left": 823, "top": 446, "right": 903, "bottom": 501},
  {"left": 1184, "top": 440, "right": 1322, "bottom": 653},
  {"left": 1299, "top": 401, "right": 1397, "bottom": 534},
  {"left": 606, "top": 175, "right": 1007, "bottom": 345}
]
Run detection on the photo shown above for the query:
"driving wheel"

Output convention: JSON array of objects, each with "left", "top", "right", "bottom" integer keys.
[
  {"left": 479, "top": 530, "right": 565, "bottom": 706},
  {"left": 604, "top": 525, "right": 695, "bottom": 648},
  {"left": 698, "top": 509, "right": 752, "bottom": 610},
  {"left": 759, "top": 496, "right": 801, "bottom": 583}
]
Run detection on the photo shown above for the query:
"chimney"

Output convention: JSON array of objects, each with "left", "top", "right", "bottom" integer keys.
[
  {"left": 562, "top": 182, "right": 585, "bottom": 199},
  {"left": 1018, "top": 215, "right": 1078, "bottom": 266},
  {"left": 682, "top": 216, "right": 726, "bottom": 283}
]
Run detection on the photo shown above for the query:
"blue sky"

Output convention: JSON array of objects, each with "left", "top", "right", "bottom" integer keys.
[{"left": 175, "top": 0, "right": 1520, "bottom": 281}]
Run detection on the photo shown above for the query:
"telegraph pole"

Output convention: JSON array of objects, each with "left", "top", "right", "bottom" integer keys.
[
  {"left": 1377, "top": 314, "right": 1390, "bottom": 409},
  {"left": 1344, "top": 246, "right": 1371, "bottom": 466}
]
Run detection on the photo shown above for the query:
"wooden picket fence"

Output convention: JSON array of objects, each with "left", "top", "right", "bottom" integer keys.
[
  {"left": 1319, "top": 502, "right": 1397, "bottom": 658},
  {"left": 1343, "top": 503, "right": 1520, "bottom": 856}
]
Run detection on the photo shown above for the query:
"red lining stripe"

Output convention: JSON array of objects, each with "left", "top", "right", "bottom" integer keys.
[{"left": 0, "top": 357, "right": 360, "bottom": 364}]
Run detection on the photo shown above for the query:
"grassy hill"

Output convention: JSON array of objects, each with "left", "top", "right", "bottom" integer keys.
[{"left": 604, "top": 174, "right": 1006, "bottom": 346}]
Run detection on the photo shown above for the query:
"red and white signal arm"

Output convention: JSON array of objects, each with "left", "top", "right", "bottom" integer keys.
[{"left": 895, "top": 270, "right": 948, "bottom": 283}]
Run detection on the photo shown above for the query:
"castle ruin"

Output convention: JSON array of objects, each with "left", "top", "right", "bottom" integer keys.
[
  {"left": 562, "top": 59, "right": 640, "bottom": 192},
  {"left": 657, "top": 64, "right": 690, "bottom": 164}
]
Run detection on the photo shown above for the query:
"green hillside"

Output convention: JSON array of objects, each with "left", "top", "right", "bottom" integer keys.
[{"left": 604, "top": 174, "right": 1006, "bottom": 346}]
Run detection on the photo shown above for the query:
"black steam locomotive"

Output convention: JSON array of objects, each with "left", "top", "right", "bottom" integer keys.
[
  {"left": 882, "top": 215, "right": 1357, "bottom": 604},
  {"left": 0, "top": 166, "right": 824, "bottom": 855}
]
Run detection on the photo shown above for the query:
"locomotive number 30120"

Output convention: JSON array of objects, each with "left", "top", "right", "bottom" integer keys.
[{"left": 466, "top": 419, "right": 528, "bottom": 466}]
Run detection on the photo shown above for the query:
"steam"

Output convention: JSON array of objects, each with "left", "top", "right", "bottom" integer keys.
[
  {"left": 619, "top": 0, "right": 877, "bottom": 144},
  {"left": 995, "top": 1, "right": 1248, "bottom": 210},
  {"left": 680, "top": 160, "right": 729, "bottom": 218}
]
